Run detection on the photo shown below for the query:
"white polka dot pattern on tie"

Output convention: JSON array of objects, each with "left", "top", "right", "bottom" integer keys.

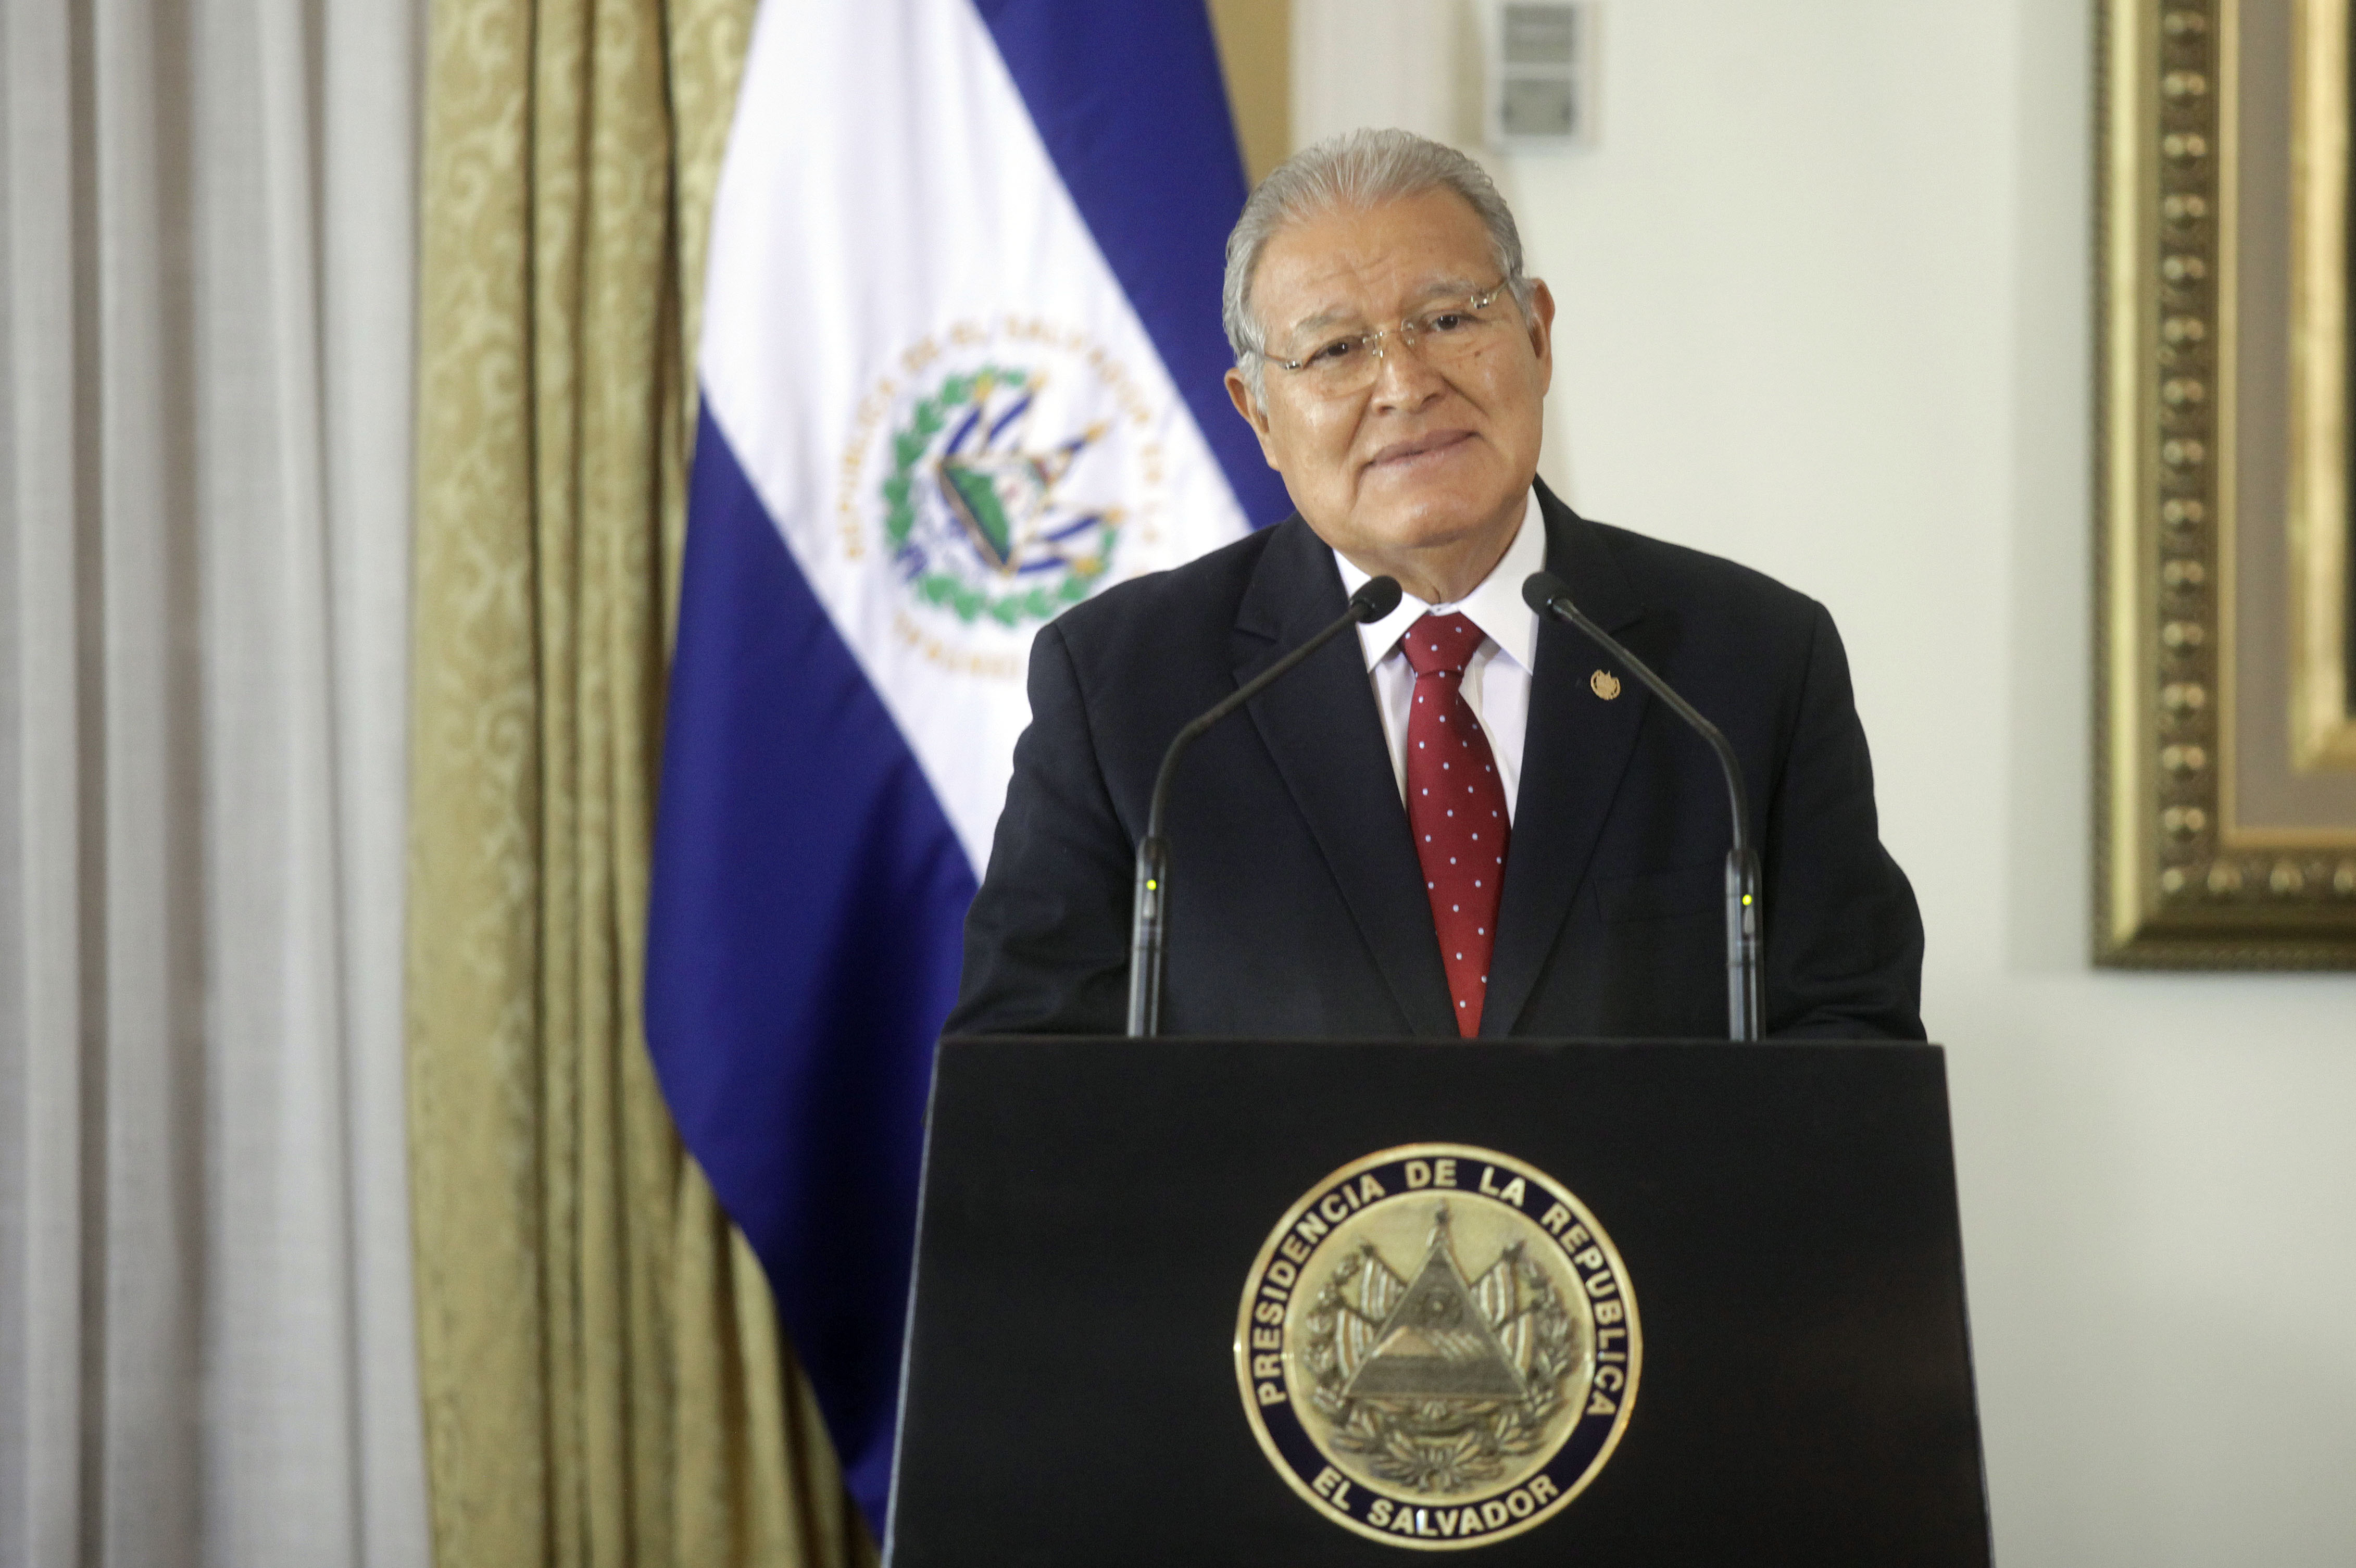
[{"left": 1400, "top": 612, "right": 1510, "bottom": 1038}]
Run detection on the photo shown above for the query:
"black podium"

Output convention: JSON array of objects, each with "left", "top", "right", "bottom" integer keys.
[{"left": 885, "top": 1037, "right": 1989, "bottom": 1565}]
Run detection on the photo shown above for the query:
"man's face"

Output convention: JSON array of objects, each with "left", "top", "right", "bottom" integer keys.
[{"left": 1225, "top": 188, "right": 1554, "bottom": 583}]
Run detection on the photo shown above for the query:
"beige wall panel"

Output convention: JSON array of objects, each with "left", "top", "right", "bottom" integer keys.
[{"left": 1209, "top": 0, "right": 1292, "bottom": 181}]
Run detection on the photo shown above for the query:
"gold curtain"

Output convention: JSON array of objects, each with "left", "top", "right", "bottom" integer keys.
[{"left": 404, "top": 0, "right": 876, "bottom": 1562}]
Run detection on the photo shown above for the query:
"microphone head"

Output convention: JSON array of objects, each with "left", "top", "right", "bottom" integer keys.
[
  {"left": 1349, "top": 575, "right": 1403, "bottom": 621},
  {"left": 1522, "top": 570, "right": 1574, "bottom": 617}
]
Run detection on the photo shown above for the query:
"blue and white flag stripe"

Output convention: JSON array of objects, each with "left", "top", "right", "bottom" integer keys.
[
  {"left": 648, "top": 0, "right": 1284, "bottom": 1532},
  {"left": 971, "top": 0, "right": 1285, "bottom": 516}
]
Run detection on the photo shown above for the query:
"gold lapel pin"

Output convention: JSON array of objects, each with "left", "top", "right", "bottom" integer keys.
[{"left": 1590, "top": 669, "right": 1623, "bottom": 701}]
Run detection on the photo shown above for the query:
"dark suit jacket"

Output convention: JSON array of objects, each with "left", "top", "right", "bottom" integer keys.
[{"left": 946, "top": 483, "right": 1924, "bottom": 1040}]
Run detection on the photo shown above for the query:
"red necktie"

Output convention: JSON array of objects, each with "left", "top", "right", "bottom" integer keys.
[{"left": 1401, "top": 613, "right": 1510, "bottom": 1037}]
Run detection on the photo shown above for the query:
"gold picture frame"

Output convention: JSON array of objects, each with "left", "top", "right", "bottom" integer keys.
[{"left": 2098, "top": 0, "right": 2356, "bottom": 965}]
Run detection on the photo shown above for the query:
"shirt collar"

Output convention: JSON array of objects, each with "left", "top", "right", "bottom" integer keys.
[{"left": 1335, "top": 488, "right": 1545, "bottom": 673}]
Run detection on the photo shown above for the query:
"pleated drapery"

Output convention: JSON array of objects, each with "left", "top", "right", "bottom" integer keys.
[
  {"left": 0, "top": 1, "right": 430, "bottom": 1564},
  {"left": 404, "top": 0, "right": 874, "bottom": 1562}
]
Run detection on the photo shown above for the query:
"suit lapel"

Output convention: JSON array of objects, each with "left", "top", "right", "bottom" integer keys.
[
  {"left": 1481, "top": 486, "right": 1650, "bottom": 1036},
  {"left": 1235, "top": 520, "right": 1458, "bottom": 1037}
]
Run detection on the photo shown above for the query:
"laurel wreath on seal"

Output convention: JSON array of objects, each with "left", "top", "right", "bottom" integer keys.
[
  {"left": 880, "top": 366, "right": 1117, "bottom": 628},
  {"left": 1301, "top": 1242, "right": 1578, "bottom": 1496}
]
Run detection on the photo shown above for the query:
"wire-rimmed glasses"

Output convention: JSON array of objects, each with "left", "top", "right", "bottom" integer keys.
[{"left": 1255, "top": 280, "right": 1516, "bottom": 398}]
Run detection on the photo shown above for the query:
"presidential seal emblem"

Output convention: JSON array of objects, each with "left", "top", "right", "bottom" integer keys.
[{"left": 1235, "top": 1145, "right": 1639, "bottom": 1549}]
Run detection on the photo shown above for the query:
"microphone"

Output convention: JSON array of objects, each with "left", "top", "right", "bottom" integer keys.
[
  {"left": 1521, "top": 571, "right": 1764, "bottom": 1042},
  {"left": 1126, "top": 575, "right": 1404, "bottom": 1037}
]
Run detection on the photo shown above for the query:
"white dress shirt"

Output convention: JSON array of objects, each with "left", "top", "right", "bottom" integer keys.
[{"left": 1333, "top": 488, "right": 1544, "bottom": 823}]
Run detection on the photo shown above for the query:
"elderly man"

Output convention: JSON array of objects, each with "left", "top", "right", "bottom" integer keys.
[{"left": 946, "top": 129, "right": 1922, "bottom": 1040}]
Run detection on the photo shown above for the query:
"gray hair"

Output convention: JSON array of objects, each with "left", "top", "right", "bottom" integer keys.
[{"left": 1221, "top": 128, "right": 1533, "bottom": 398}]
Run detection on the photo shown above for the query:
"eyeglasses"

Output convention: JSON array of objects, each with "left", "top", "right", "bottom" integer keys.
[{"left": 1255, "top": 281, "right": 1517, "bottom": 397}]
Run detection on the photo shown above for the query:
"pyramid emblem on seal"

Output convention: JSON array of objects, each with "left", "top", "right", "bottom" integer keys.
[{"left": 1343, "top": 1203, "right": 1529, "bottom": 1400}]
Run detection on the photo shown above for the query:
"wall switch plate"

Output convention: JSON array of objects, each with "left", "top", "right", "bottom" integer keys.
[{"left": 1484, "top": 1, "right": 1598, "bottom": 150}]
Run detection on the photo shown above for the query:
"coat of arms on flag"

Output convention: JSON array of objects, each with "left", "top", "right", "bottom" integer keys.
[{"left": 843, "top": 321, "right": 1168, "bottom": 651}]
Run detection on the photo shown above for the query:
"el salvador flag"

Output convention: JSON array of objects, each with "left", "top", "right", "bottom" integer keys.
[{"left": 646, "top": 0, "right": 1290, "bottom": 1534}]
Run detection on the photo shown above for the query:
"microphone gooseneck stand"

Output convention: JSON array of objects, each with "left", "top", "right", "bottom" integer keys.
[
  {"left": 1522, "top": 571, "right": 1764, "bottom": 1042},
  {"left": 1126, "top": 575, "right": 1404, "bottom": 1038}
]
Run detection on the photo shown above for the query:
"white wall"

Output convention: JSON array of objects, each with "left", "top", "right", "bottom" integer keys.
[{"left": 1296, "top": 4, "right": 2356, "bottom": 1562}]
